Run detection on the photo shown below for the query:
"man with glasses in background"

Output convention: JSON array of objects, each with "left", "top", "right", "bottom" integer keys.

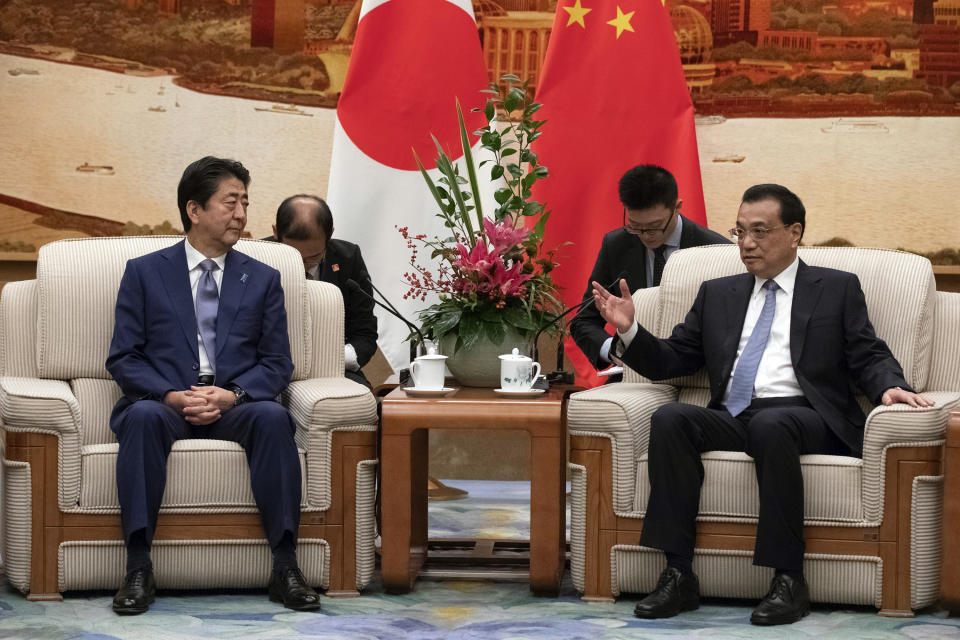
[
  {"left": 571, "top": 165, "right": 728, "bottom": 382},
  {"left": 591, "top": 183, "right": 931, "bottom": 625}
]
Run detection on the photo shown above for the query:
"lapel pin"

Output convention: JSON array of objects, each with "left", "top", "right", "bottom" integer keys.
[
  {"left": 332, "top": 264, "right": 340, "bottom": 272},
  {"left": 240, "top": 273, "right": 248, "bottom": 283}
]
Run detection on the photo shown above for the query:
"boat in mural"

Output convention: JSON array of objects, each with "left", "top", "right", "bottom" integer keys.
[
  {"left": 147, "top": 105, "right": 166, "bottom": 112},
  {"left": 254, "top": 104, "right": 312, "bottom": 117},
  {"left": 821, "top": 118, "right": 890, "bottom": 134},
  {"left": 695, "top": 114, "right": 726, "bottom": 126},
  {"left": 75, "top": 163, "right": 115, "bottom": 176},
  {"left": 7, "top": 67, "right": 39, "bottom": 76},
  {"left": 712, "top": 154, "right": 745, "bottom": 163}
]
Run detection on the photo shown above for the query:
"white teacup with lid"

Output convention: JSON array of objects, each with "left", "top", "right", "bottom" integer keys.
[
  {"left": 499, "top": 348, "right": 541, "bottom": 391},
  {"left": 409, "top": 347, "right": 447, "bottom": 390}
]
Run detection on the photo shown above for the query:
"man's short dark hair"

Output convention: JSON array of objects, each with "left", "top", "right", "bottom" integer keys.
[
  {"left": 618, "top": 165, "right": 678, "bottom": 211},
  {"left": 275, "top": 194, "right": 333, "bottom": 241},
  {"left": 741, "top": 184, "right": 805, "bottom": 239},
  {"left": 177, "top": 156, "right": 250, "bottom": 232}
]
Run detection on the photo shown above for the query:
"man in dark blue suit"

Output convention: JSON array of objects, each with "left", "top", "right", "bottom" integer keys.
[
  {"left": 106, "top": 157, "right": 320, "bottom": 614},
  {"left": 592, "top": 184, "right": 931, "bottom": 625}
]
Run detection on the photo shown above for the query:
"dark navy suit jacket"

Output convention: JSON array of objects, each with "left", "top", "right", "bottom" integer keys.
[
  {"left": 620, "top": 261, "right": 911, "bottom": 457},
  {"left": 106, "top": 240, "right": 294, "bottom": 422}
]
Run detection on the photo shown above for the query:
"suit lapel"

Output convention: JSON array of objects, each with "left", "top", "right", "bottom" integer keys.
[
  {"left": 159, "top": 241, "right": 199, "bottom": 358},
  {"left": 719, "top": 274, "right": 754, "bottom": 383},
  {"left": 215, "top": 249, "right": 249, "bottom": 358},
  {"left": 790, "top": 260, "right": 822, "bottom": 366}
]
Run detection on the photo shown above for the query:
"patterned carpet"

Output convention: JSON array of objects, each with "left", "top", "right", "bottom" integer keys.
[{"left": 2, "top": 480, "right": 959, "bottom": 640}]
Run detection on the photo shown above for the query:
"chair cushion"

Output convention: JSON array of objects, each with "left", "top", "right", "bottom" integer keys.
[
  {"left": 634, "top": 451, "right": 863, "bottom": 522},
  {"left": 79, "top": 440, "right": 308, "bottom": 509}
]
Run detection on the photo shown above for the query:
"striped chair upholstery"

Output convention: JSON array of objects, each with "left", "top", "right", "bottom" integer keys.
[
  {"left": 0, "top": 237, "right": 378, "bottom": 597},
  {"left": 567, "top": 245, "right": 960, "bottom": 614}
]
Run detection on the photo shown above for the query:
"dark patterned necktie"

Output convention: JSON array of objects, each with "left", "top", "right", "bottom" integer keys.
[
  {"left": 652, "top": 245, "right": 667, "bottom": 287},
  {"left": 725, "top": 280, "right": 779, "bottom": 417},
  {"left": 195, "top": 259, "right": 219, "bottom": 371}
]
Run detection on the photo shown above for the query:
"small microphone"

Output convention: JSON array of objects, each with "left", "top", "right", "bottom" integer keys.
[{"left": 346, "top": 278, "right": 428, "bottom": 360}]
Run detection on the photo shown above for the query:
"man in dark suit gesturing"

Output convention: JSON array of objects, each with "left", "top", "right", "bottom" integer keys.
[
  {"left": 271, "top": 195, "right": 378, "bottom": 387},
  {"left": 107, "top": 157, "right": 321, "bottom": 614},
  {"left": 571, "top": 165, "right": 728, "bottom": 381},
  {"left": 591, "top": 184, "right": 931, "bottom": 625}
]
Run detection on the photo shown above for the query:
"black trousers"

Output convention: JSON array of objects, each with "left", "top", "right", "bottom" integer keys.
[
  {"left": 111, "top": 399, "right": 302, "bottom": 550},
  {"left": 639, "top": 397, "right": 849, "bottom": 571}
]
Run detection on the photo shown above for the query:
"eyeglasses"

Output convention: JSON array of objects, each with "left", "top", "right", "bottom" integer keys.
[
  {"left": 623, "top": 207, "right": 675, "bottom": 236},
  {"left": 728, "top": 225, "right": 790, "bottom": 242}
]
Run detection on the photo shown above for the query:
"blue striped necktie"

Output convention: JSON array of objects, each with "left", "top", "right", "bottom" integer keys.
[
  {"left": 195, "top": 259, "right": 219, "bottom": 372},
  {"left": 725, "top": 280, "right": 779, "bottom": 417}
]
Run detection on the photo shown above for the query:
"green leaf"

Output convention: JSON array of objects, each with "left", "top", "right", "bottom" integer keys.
[
  {"left": 494, "top": 187, "right": 512, "bottom": 204},
  {"left": 533, "top": 166, "right": 549, "bottom": 178},
  {"left": 456, "top": 98, "right": 485, "bottom": 233},
  {"left": 491, "top": 164, "right": 504, "bottom": 180},
  {"left": 483, "top": 320, "right": 506, "bottom": 344},
  {"left": 501, "top": 148, "right": 517, "bottom": 157},
  {"left": 523, "top": 201, "right": 542, "bottom": 217},
  {"left": 484, "top": 101, "right": 495, "bottom": 121},
  {"left": 501, "top": 73, "right": 521, "bottom": 82},
  {"left": 504, "top": 92, "right": 518, "bottom": 113},
  {"left": 432, "top": 133, "right": 474, "bottom": 244},
  {"left": 506, "top": 164, "right": 524, "bottom": 178},
  {"left": 459, "top": 314, "right": 482, "bottom": 349},
  {"left": 433, "top": 308, "right": 462, "bottom": 338}
]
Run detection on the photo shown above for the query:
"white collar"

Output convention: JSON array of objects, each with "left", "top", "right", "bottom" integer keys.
[
  {"left": 663, "top": 214, "right": 683, "bottom": 249},
  {"left": 184, "top": 239, "right": 227, "bottom": 272},
  {"left": 752, "top": 255, "right": 799, "bottom": 297}
]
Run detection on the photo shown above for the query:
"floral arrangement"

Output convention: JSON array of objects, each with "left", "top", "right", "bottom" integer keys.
[{"left": 399, "top": 75, "right": 563, "bottom": 353}]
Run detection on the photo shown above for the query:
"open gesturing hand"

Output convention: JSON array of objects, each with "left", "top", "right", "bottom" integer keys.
[{"left": 591, "top": 278, "right": 635, "bottom": 334}]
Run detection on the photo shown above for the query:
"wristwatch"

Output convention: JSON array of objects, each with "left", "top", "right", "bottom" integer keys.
[{"left": 227, "top": 384, "right": 248, "bottom": 406}]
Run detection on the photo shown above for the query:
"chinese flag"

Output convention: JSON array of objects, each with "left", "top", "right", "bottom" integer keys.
[{"left": 533, "top": 0, "right": 706, "bottom": 387}]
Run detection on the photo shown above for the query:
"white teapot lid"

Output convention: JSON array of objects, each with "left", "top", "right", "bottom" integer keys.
[
  {"left": 416, "top": 345, "right": 447, "bottom": 360},
  {"left": 499, "top": 347, "right": 531, "bottom": 361}
]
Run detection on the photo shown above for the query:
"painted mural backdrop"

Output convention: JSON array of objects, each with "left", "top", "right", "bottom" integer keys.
[{"left": 2, "top": 0, "right": 958, "bottom": 268}]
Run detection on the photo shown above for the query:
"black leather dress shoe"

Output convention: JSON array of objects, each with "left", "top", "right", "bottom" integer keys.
[
  {"left": 633, "top": 566, "right": 700, "bottom": 619},
  {"left": 112, "top": 566, "right": 156, "bottom": 615},
  {"left": 268, "top": 566, "right": 322, "bottom": 611},
  {"left": 750, "top": 573, "right": 810, "bottom": 625}
]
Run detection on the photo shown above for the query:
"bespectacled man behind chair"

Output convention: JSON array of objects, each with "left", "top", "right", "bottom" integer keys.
[{"left": 570, "top": 165, "right": 729, "bottom": 382}]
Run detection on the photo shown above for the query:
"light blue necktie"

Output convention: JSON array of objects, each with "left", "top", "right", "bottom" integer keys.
[
  {"left": 725, "top": 280, "right": 779, "bottom": 417},
  {"left": 195, "top": 259, "right": 219, "bottom": 372}
]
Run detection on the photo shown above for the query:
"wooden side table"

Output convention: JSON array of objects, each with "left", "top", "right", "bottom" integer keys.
[{"left": 380, "top": 385, "right": 574, "bottom": 596}]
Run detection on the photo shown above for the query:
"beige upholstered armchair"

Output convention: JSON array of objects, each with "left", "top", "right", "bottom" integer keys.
[
  {"left": 0, "top": 237, "right": 378, "bottom": 601},
  {"left": 567, "top": 245, "right": 960, "bottom": 616}
]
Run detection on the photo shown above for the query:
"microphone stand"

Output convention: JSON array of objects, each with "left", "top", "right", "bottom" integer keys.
[
  {"left": 347, "top": 279, "right": 427, "bottom": 383},
  {"left": 532, "top": 273, "right": 628, "bottom": 386}
]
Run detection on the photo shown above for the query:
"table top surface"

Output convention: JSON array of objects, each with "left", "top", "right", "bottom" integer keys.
[{"left": 380, "top": 384, "right": 580, "bottom": 434}]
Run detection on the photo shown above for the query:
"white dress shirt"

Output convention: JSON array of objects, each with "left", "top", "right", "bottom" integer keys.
[
  {"left": 617, "top": 256, "right": 804, "bottom": 401},
  {"left": 644, "top": 214, "right": 683, "bottom": 288},
  {"left": 723, "top": 257, "right": 803, "bottom": 401},
  {"left": 184, "top": 239, "right": 226, "bottom": 376}
]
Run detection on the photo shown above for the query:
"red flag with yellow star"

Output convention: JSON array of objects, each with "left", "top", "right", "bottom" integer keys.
[{"left": 533, "top": 0, "right": 706, "bottom": 387}]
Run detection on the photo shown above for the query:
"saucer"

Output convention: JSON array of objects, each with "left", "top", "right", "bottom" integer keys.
[
  {"left": 403, "top": 387, "right": 456, "bottom": 397},
  {"left": 493, "top": 388, "right": 546, "bottom": 397}
]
